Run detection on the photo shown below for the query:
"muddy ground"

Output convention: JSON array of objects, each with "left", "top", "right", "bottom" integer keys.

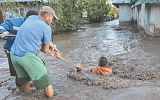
[{"left": 0, "top": 20, "right": 160, "bottom": 100}]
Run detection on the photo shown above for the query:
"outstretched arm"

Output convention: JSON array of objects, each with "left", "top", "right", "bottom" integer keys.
[
  {"left": 0, "top": 20, "right": 17, "bottom": 40},
  {"left": 76, "top": 64, "right": 82, "bottom": 72}
]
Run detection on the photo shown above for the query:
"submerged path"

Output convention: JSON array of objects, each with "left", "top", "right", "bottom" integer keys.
[{"left": 0, "top": 20, "right": 160, "bottom": 100}]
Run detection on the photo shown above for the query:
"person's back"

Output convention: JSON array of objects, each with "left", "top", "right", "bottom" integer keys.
[
  {"left": 11, "top": 15, "right": 51, "bottom": 56},
  {"left": 92, "top": 66, "right": 112, "bottom": 75},
  {"left": 92, "top": 57, "right": 112, "bottom": 75}
]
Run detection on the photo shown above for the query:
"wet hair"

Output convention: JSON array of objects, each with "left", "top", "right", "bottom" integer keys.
[
  {"left": 25, "top": 9, "right": 39, "bottom": 18},
  {"left": 99, "top": 57, "right": 107, "bottom": 67}
]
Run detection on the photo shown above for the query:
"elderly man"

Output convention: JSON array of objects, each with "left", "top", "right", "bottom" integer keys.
[
  {"left": 0, "top": 9, "right": 39, "bottom": 87},
  {"left": 10, "top": 6, "right": 61, "bottom": 98}
]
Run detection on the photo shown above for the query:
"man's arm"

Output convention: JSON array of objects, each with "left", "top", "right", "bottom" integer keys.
[
  {"left": 49, "top": 41, "right": 61, "bottom": 58},
  {"left": 50, "top": 40, "right": 59, "bottom": 50},
  {"left": 0, "top": 20, "right": 16, "bottom": 40},
  {"left": 76, "top": 64, "right": 91, "bottom": 72},
  {"left": 41, "top": 44, "right": 50, "bottom": 53}
]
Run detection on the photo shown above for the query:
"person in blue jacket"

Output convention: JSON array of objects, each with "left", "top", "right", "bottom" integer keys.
[
  {"left": 0, "top": 9, "right": 39, "bottom": 87},
  {"left": 0, "top": 9, "right": 39, "bottom": 86}
]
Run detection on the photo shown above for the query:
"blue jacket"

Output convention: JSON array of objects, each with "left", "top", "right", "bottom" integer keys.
[
  {"left": 0, "top": 17, "right": 59, "bottom": 54},
  {"left": 0, "top": 17, "right": 25, "bottom": 53}
]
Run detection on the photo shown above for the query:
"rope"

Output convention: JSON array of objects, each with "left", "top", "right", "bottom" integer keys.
[
  {"left": 96, "top": 67, "right": 105, "bottom": 75},
  {"left": 49, "top": 51, "right": 88, "bottom": 71},
  {"left": 0, "top": 34, "right": 88, "bottom": 71},
  {"left": 0, "top": 34, "right": 17, "bottom": 36}
]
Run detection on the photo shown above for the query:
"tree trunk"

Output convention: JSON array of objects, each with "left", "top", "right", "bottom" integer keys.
[{"left": 0, "top": 10, "right": 4, "bottom": 24}]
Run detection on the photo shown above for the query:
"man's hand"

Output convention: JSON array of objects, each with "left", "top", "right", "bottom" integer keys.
[
  {"left": 76, "top": 64, "right": 82, "bottom": 72},
  {"left": 76, "top": 64, "right": 82, "bottom": 70},
  {"left": 51, "top": 47, "right": 61, "bottom": 58}
]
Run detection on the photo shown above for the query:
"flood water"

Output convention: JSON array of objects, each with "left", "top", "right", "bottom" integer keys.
[{"left": 0, "top": 20, "right": 160, "bottom": 100}]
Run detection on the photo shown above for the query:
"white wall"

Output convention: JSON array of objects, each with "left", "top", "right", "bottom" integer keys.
[
  {"left": 151, "top": 4, "right": 160, "bottom": 36},
  {"left": 151, "top": 4, "right": 160, "bottom": 28},
  {"left": 136, "top": 3, "right": 160, "bottom": 36},
  {"left": 139, "top": 3, "right": 145, "bottom": 28},
  {"left": 132, "top": 7, "right": 137, "bottom": 21},
  {"left": 119, "top": 4, "right": 132, "bottom": 22}
]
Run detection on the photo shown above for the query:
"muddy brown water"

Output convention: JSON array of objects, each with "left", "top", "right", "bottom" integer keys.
[{"left": 0, "top": 20, "right": 160, "bottom": 100}]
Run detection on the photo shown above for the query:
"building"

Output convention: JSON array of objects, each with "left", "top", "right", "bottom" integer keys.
[
  {"left": 113, "top": 0, "right": 160, "bottom": 36},
  {"left": 112, "top": 0, "right": 132, "bottom": 26},
  {"left": 130, "top": 0, "right": 160, "bottom": 36},
  {"left": 0, "top": 0, "right": 42, "bottom": 20}
]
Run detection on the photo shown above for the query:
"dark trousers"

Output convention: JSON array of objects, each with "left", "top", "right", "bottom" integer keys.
[{"left": 7, "top": 53, "right": 17, "bottom": 76}]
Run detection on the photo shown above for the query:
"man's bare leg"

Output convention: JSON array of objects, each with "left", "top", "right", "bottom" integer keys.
[
  {"left": 22, "top": 81, "right": 30, "bottom": 92},
  {"left": 44, "top": 84, "right": 54, "bottom": 98}
]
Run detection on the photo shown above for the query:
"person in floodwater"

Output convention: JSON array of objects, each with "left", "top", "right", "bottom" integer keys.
[
  {"left": 10, "top": 6, "right": 61, "bottom": 98},
  {"left": 76, "top": 57, "right": 112, "bottom": 75},
  {"left": 0, "top": 9, "right": 39, "bottom": 87}
]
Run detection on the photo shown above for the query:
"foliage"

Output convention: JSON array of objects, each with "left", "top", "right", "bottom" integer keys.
[
  {"left": 81, "top": 0, "right": 111, "bottom": 23},
  {"left": 38, "top": 0, "right": 85, "bottom": 33},
  {"left": 2, "top": 0, "right": 113, "bottom": 33},
  {"left": 115, "top": 9, "right": 119, "bottom": 18},
  {"left": 0, "top": 0, "right": 24, "bottom": 20},
  {"left": 108, "top": 6, "right": 119, "bottom": 18},
  {"left": 40, "top": 0, "right": 112, "bottom": 31}
]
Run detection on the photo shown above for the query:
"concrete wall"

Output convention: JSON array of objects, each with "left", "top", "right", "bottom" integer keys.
[
  {"left": 150, "top": 4, "right": 160, "bottom": 36},
  {"left": 119, "top": 4, "right": 132, "bottom": 25},
  {"left": 132, "top": 7, "right": 138, "bottom": 28},
  {"left": 132, "top": 7, "right": 137, "bottom": 21},
  {"left": 133, "top": 3, "right": 160, "bottom": 36},
  {"left": 139, "top": 3, "right": 145, "bottom": 28}
]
